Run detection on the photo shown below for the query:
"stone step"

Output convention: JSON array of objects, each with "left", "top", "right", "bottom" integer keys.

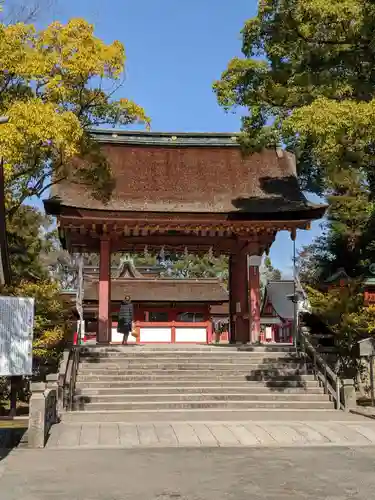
[
  {"left": 79, "top": 361, "right": 309, "bottom": 370},
  {"left": 80, "top": 353, "right": 301, "bottom": 361},
  {"left": 79, "top": 359, "right": 304, "bottom": 367},
  {"left": 72, "top": 344, "right": 331, "bottom": 418},
  {"left": 77, "top": 367, "right": 314, "bottom": 377},
  {"left": 76, "top": 379, "right": 320, "bottom": 389},
  {"left": 76, "top": 385, "right": 323, "bottom": 395},
  {"left": 80, "top": 346, "right": 296, "bottom": 354},
  {"left": 73, "top": 400, "right": 334, "bottom": 411},
  {"left": 76, "top": 373, "right": 316, "bottom": 382},
  {"left": 74, "top": 393, "right": 328, "bottom": 404},
  {"left": 60, "top": 408, "right": 345, "bottom": 423}
]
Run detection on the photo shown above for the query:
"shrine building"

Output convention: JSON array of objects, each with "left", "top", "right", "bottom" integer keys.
[
  {"left": 44, "top": 130, "right": 326, "bottom": 345},
  {"left": 65, "top": 259, "right": 229, "bottom": 344},
  {"left": 324, "top": 267, "right": 375, "bottom": 306},
  {"left": 260, "top": 280, "right": 303, "bottom": 344}
]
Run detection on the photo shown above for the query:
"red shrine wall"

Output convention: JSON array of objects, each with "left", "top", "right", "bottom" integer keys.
[
  {"left": 82, "top": 302, "right": 228, "bottom": 344},
  {"left": 364, "top": 289, "right": 375, "bottom": 305}
]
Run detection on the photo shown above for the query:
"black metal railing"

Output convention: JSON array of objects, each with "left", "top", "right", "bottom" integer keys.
[
  {"left": 61, "top": 346, "right": 80, "bottom": 411},
  {"left": 299, "top": 327, "right": 342, "bottom": 410}
]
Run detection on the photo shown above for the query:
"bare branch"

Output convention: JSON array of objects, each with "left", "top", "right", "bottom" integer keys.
[
  {"left": 2, "top": 0, "right": 57, "bottom": 24},
  {"left": 6, "top": 174, "right": 66, "bottom": 218}
]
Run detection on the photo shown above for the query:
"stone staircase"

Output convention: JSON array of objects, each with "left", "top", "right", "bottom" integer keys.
[{"left": 64, "top": 345, "right": 335, "bottom": 422}]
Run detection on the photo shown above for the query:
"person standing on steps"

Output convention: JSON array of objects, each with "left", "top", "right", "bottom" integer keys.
[{"left": 118, "top": 295, "right": 133, "bottom": 345}]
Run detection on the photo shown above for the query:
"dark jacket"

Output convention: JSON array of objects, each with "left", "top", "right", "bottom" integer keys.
[{"left": 118, "top": 300, "right": 133, "bottom": 326}]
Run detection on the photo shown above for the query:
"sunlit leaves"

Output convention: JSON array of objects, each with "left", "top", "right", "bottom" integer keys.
[
  {"left": 214, "top": 0, "right": 375, "bottom": 175},
  {"left": 306, "top": 283, "right": 375, "bottom": 375},
  {"left": 0, "top": 17, "right": 149, "bottom": 211},
  {"left": 284, "top": 98, "right": 375, "bottom": 171},
  {"left": 215, "top": 0, "right": 375, "bottom": 285}
]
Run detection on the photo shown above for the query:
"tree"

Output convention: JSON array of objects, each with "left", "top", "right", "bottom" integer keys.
[
  {"left": 214, "top": 1, "right": 375, "bottom": 190},
  {"left": 307, "top": 283, "right": 375, "bottom": 377},
  {"left": 259, "top": 255, "right": 282, "bottom": 297},
  {"left": 166, "top": 253, "right": 229, "bottom": 284},
  {"left": 0, "top": 17, "right": 149, "bottom": 215},
  {"left": 214, "top": 1, "right": 375, "bottom": 351},
  {"left": 132, "top": 252, "right": 158, "bottom": 268},
  {"left": 2, "top": 0, "right": 57, "bottom": 24},
  {"left": 0, "top": 208, "right": 72, "bottom": 370},
  {"left": 6, "top": 204, "right": 55, "bottom": 283},
  {"left": 261, "top": 256, "right": 281, "bottom": 282},
  {"left": 7, "top": 279, "right": 71, "bottom": 369},
  {"left": 214, "top": 0, "right": 375, "bottom": 279}
]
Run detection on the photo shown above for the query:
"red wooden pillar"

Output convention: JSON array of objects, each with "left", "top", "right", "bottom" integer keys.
[
  {"left": 228, "top": 255, "right": 236, "bottom": 344},
  {"left": 230, "top": 251, "right": 249, "bottom": 344},
  {"left": 97, "top": 237, "right": 111, "bottom": 344},
  {"left": 248, "top": 255, "right": 262, "bottom": 344}
]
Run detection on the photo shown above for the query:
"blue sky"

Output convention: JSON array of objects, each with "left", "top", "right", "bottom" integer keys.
[{"left": 33, "top": 0, "right": 322, "bottom": 274}]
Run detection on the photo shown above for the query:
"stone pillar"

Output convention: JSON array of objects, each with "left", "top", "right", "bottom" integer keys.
[
  {"left": 341, "top": 379, "right": 356, "bottom": 411},
  {"left": 248, "top": 255, "right": 262, "bottom": 344},
  {"left": 46, "top": 373, "right": 59, "bottom": 423},
  {"left": 98, "top": 237, "right": 111, "bottom": 344},
  {"left": 28, "top": 382, "right": 46, "bottom": 449},
  {"left": 46, "top": 373, "right": 58, "bottom": 390}
]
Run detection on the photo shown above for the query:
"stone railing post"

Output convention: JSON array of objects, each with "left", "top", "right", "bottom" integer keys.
[
  {"left": 341, "top": 379, "right": 356, "bottom": 411},
  {"left": 28, "top": 377, "right": 59, "bottom": 448},
  {"left": 46, "top": 373, "right": 59, "bottom": 423},
  {"left": 46, "top": 373, "right": 58, "bottom": 389},
  {"left": 28, "top": 382, "right": 46, "bottom": 448}
]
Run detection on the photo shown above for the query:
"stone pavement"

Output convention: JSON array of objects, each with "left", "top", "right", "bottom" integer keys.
[
  {"left": 45, "top": 418, "right": 375, "bottom": 448},
  {"left": 1, "top": 447, "right": 375, "bottom": 499}
]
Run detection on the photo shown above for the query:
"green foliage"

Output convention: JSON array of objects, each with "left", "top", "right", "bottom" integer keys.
[
  {"left": 307, "top": 283, "right": 375, "bottom": 376},
  {"left": 1, "top": 202, "right": 70, "bottom": 367},
  {"left": 3, "top": 280, "right": 71, "bottom": 364},
  {"left": 6, "top": 204, "right": 55, "bottom": 283},
  {"left": 215, "top": 0, "right": 375, "bottom": 306},
  {"left": 132, "top": 254, "right": 158, "bottom": 267},
  {"left": 298, "top": 168, "right": 374, "bottom": 283},
  {"left": 262, "top": 256, "right": 281, "bottom": 281},
  {"left": 166, "top": 254, "right": 228, "bottom": 285},
  {"left": 260, "top": 256, "right": 282, "bottom": 297},
  {"left": 214, "top": 0, "right": 375, "bottom": 353},
  {"left": 214, "top": 0, "right": 375, "bottom": 190}
]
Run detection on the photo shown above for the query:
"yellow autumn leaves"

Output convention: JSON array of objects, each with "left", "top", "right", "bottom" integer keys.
[
  {"left": 0, "top": 99, "right": 82, "bottom": 168},
  {"left": 0, "top": 18, "right": 149, "bottom": 205}
]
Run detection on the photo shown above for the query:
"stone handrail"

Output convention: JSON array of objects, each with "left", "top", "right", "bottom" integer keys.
[
  {"left": 28, "top": 375, "right": 59, "bottom": 448},
  {"left": 299, "top": 327, "right": 356, "bottom": 411}
]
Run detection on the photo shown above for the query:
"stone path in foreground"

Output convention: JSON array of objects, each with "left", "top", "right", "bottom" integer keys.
[{"left": 46, "top": 419, "right": 375, "bottom": 448}]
